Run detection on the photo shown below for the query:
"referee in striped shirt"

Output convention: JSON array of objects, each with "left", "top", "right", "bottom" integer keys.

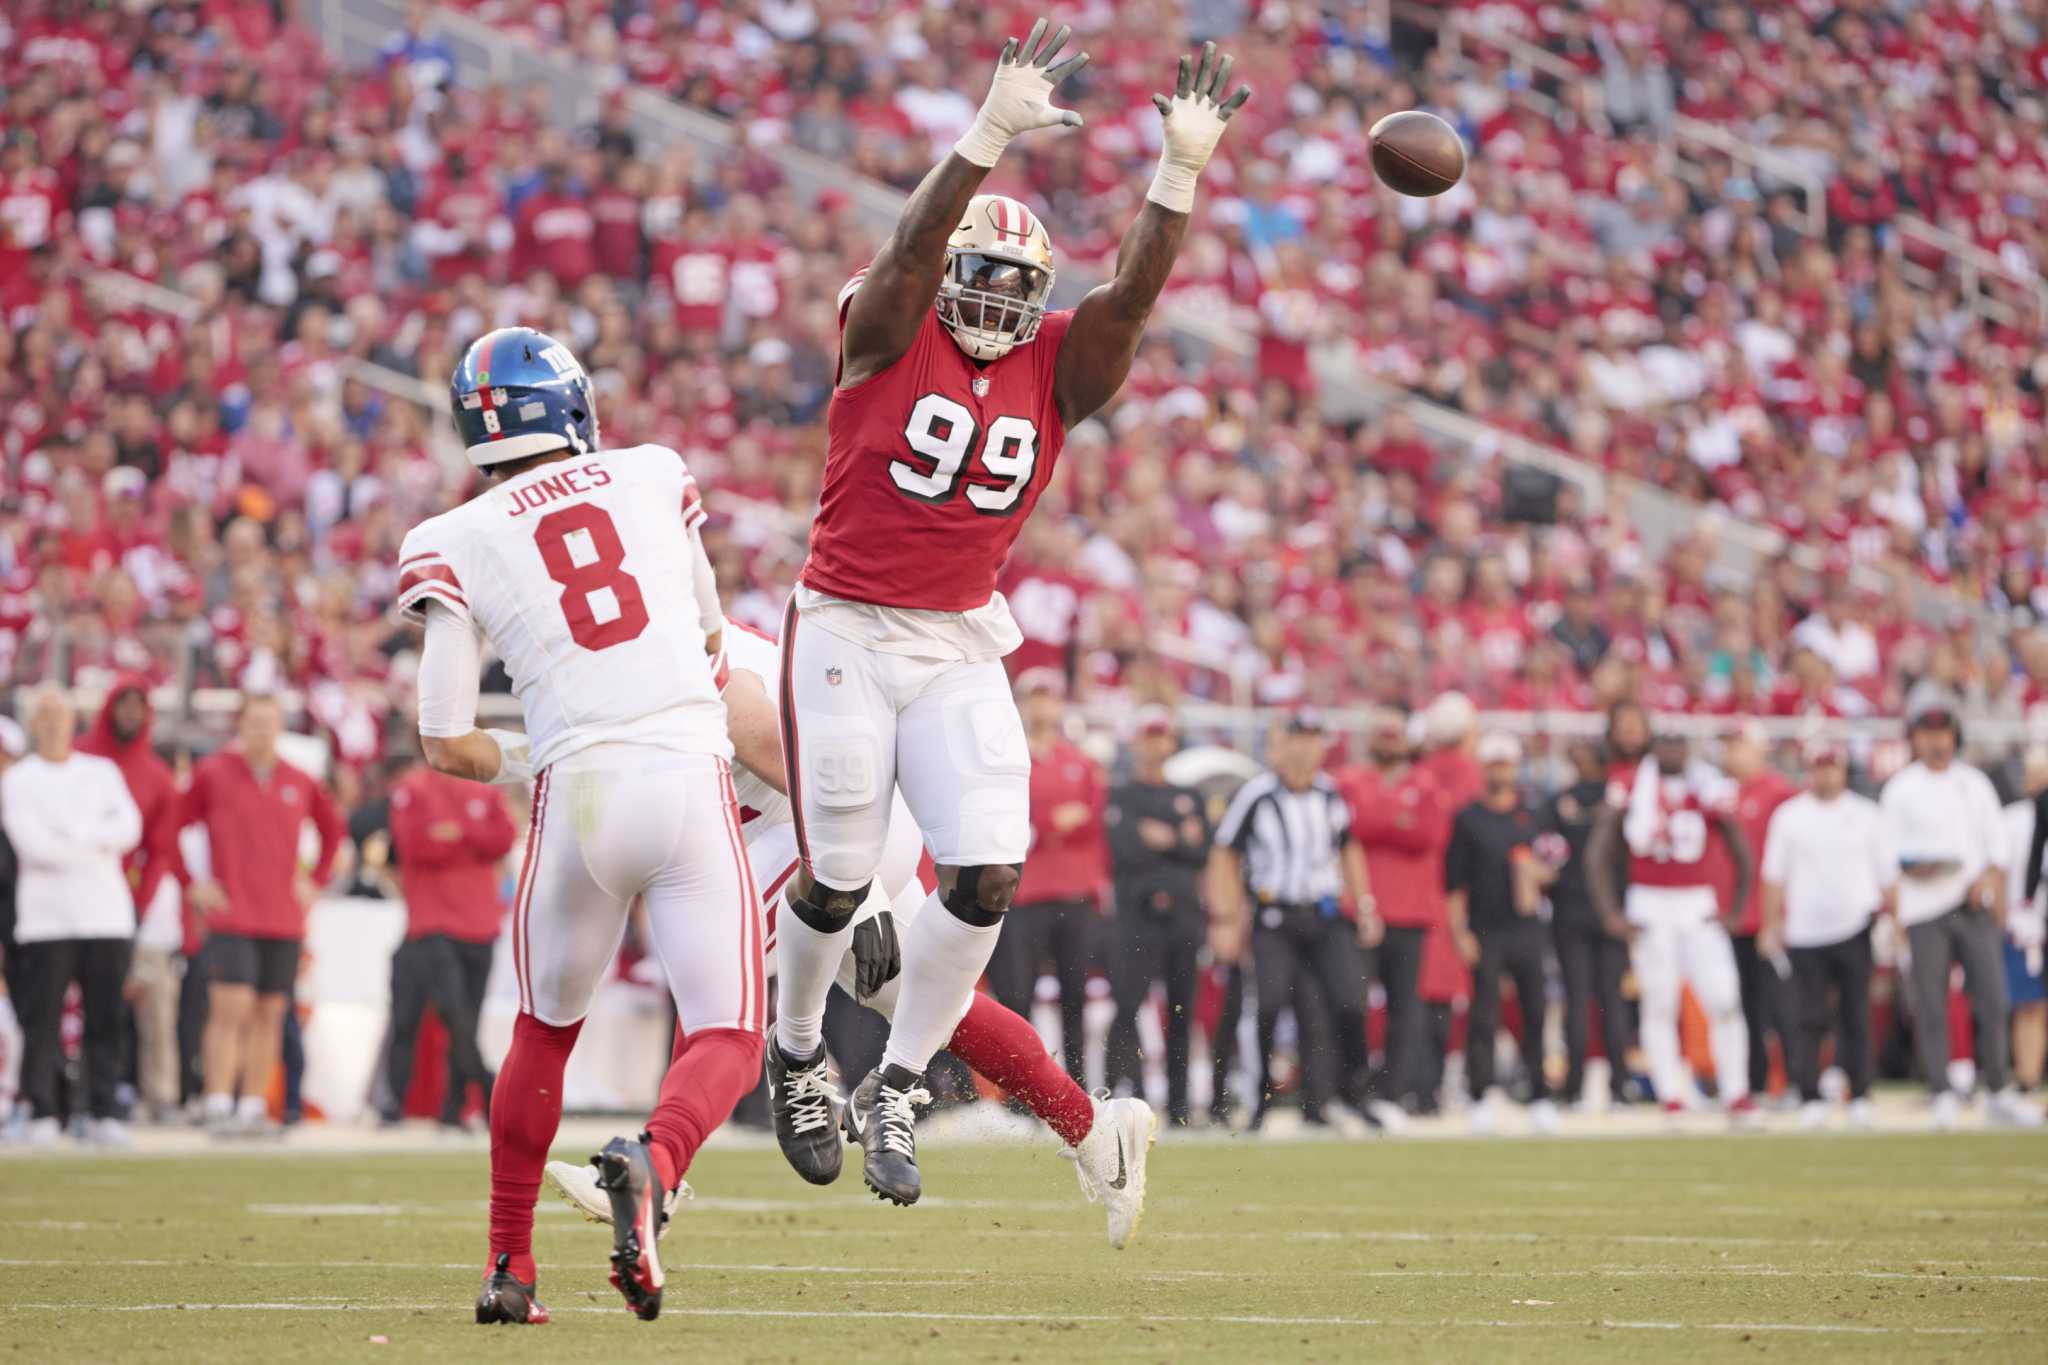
[{"left": 1209, "top": 709, "right": 1380, "bottom": 1128}]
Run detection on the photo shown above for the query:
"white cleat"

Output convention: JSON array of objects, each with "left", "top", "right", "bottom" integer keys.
[
  {"left": 1931, "top": 1090, "right": 1961, "bottom": 1132},
  {"left": 1468, "top": 1093, "right": 1498, "bottom": 1136},
  {"left": 1987, "top": 1088, "right": 2045, "bottom": 1129},
  {"left": 1367, "top": 1100, "right": 1411, "bottom": 1134},
  {"left": 1066, "top": 1092, "right": 1156, "bottom": 1250},
  {"left": 1848, "top": 1098, "right": 1876, "bottom": 1130},
  {"left": 84, "top": 1117, "right": 132, "bottom": 1149},
  {"left": 544, "top": 1159, "right": 688, "bottom": 1238},
  {"left": 1797, "top": 1100, "right": 1828, "bottom": 1132},
  {"left": 1527, "top": 1099, "right": 1560, "bottom": 1135},
  {"left": 21, "top": 1116, "right": 61, "bottom": 1148}
]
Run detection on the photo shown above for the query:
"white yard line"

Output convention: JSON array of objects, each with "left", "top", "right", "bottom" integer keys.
[
  {"left": 3, "top": 1300, "right": 2009, "bottom": 1336},
  {"left": 4, "top": 1257, "right": 2042, "bottom": 1283}
]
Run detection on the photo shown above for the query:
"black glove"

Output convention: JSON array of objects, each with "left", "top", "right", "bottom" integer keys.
[{"left": 850, "top": 911, "right": 901, "bottom": 1001}]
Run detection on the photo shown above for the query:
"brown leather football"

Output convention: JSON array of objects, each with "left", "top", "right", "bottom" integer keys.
[{"left": 1368, "top": 110, "right": 1466, "bottom": 197}]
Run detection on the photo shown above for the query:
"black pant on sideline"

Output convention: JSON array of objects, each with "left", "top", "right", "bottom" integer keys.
[
  {"left": 1554, "top": 916, "right": 1632, "bottom": 1102},
  {"left": 990, "top": 897, "right": 1097, "bottom": 1085},
  {"left": 1366, "top": 925, "right": 1426, "bottom": 1106},
  {"left": 1252, "top": 908, "right": 1368, "bottom": 1118},
  {"left": 1104, "top": 903, "right": 1204, "bottom": 1124},
  {"left": 177, "top": 950, "right": 208, "bottom": 1104},
  {"left": 1787, "top": 926, "right": 1874, "bottom": 1102},
  {"left": 1209, "top": 963, "right": 1245, "bottom": 1117},
  {"left": 1466, "top": 920, "right": 1549, "bottom": 1101},
  {"left": 383, "top": 935, "right": 494, "bottom": 1122},
  {"left": 17, "top": 937, "right": 132, "bottom": 1121},
  {"left": 1731, "top": 933, "right": 1788, "bottom": 1096}
]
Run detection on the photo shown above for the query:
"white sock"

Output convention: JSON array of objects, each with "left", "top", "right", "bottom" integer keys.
[
  {"left": 881, "top": 889, "right": 1003, "bottom": 1077},
  {"left": 774, "top": 889, "right": 857, "bottom": 1059},
  {"left": 204, "top": 1092, "right": 234, "bottom": 1119},
  {"left": 236, "top": 1094, "right": 266, "bottom": 1122},
  {"left": 1710, "top": 1008, "right": 1750, "bottom": 1103}
]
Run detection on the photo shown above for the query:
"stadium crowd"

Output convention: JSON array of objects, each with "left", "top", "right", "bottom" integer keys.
[{"left": 2, "top": 2, "right": 2048, "bottom": 1137}]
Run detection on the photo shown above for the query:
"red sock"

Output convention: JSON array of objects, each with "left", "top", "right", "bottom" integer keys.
[
  {"left": 947, "top": 992, "right": 1093, "bottom": 1147},
  {"left": 488, "top": 1012, "right": 583, "bottom": 1283},
  {"left": 644, "top": 1027, "right": 766, "bottom": 1191}
]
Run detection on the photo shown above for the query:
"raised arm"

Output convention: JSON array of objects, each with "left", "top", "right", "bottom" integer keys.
[
  {"left": 1053, "top": 42, "right": 1250, "bottom": 426},
  {"left": 840, "top": 19, "right": 1088, "bottom": 389}
]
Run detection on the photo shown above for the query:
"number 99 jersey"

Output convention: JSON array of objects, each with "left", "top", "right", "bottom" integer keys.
[
  {"left": 395, "top": 445, "right": 733, "bottom": 772},
  {"left": 799, "top": 272, "right": 1077, "bottom": 614}
]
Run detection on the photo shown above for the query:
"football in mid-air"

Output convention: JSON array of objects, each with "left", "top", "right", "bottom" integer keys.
[{"left": 1368, "top": 110, "right": 1466, "bottom": 196}]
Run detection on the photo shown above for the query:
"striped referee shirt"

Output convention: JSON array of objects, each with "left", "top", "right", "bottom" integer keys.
[{"left": 1215, "top": 771, "right": 1355, "bottom": 905}]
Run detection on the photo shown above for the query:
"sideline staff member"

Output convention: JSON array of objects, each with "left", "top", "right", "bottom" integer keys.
[
  {"left": 1758, "top": 739, "right": 1895, "bottom": 1128},
  {"left": 1103, "top": 706, "right": 1211, "bottom": 1126},
  {"left": 1880, "top": 692, "right": 2041, "bottom": 1128},
  {"left": 1444, "top": 732, "right": 1558, "bottom": 1134},
  {"left": 1209, "top": 709, "right": 1378, "bottom": 1126}
]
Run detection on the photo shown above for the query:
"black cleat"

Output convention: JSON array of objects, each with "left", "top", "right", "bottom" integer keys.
[
  {"left": 593, "top": 1135, "right": 666, "bottom": 1321},
  {"left": 842, "top": 1065, "right": 930, "bottom": 1206},
  {"left": 766, "top": 1037, "right": 843, "bottom": 1185},
  {"left": 475, "top": 1252, "right": 550, "bottom": 1325}
]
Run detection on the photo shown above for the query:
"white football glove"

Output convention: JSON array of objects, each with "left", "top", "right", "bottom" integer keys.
[
  {"left": 1148, "top": 41, "right": 1253, "bottom": 214},
  {"left": 953, "top": 17, "right": 1090, "bottom": 168}
]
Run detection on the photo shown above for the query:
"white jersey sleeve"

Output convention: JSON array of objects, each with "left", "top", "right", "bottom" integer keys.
[
  {"left": 398, "top": 445, "right": 733, "bottom": 772},
  {"left": 724, "top": 620, "right": 792, "bottom": 830}
]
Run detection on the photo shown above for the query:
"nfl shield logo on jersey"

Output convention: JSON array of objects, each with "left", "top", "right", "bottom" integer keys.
[
  {"left": 972, "top": 375, "right": 991, "bottom": 397},
  {"left": 825, "top": 667, "right": 843, "bottom": 687}
]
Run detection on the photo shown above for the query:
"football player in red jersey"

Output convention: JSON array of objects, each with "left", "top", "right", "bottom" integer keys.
[
  {"left": 1586, "top": 731, "right": 1757, "bottom": 1126},
  {"left": 770, "top": 18, "right": 1250, "bottom": 1206}
]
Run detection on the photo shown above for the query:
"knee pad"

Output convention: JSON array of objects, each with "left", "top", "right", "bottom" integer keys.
[
  {"left": 940, "top": 863, "right": 1021, "bottom": 928},
  {"left": 787, "top": 872, "right": 870, "bottom": 934}
]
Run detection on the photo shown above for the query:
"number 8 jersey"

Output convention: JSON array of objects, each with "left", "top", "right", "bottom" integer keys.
[
  {"left": 800, "top": 271, "right": 1076, "bottom": 625},
  {"left": 395, "top": 445, "right": 732, "bottom": 771}
]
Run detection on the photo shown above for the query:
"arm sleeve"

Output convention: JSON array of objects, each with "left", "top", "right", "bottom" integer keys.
[
  {"left": 97, "top": 765, "right": 143, "bottom": 855},
  {"left": 469, "top": 790, "right": 519, "bottom": 861},
  {"left": 417, "top": 603, "right": 484, "bottom": 738},
  {"left": 308, "top": 779, "right": 348, "bottom": 886}
]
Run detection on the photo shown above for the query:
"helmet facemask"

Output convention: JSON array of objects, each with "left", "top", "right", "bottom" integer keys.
[{"left": 937, "top": 251, "right": 1053, "bottom": 361}]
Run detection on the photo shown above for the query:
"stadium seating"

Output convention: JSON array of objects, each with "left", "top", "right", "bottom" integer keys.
[{"left": 4, "top": 0, "right": 2044, "bottom": 767}]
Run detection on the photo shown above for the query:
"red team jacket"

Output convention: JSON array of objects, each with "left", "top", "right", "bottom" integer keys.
[
  {"left": 1342, "top": 763, "right": 1451, "bottom": 930},
  {"left": 1714, "top": 769, "right": 1797, "bottom": 934},
  {"left": 388, "top": 765, "right": 517, "bottom": 943},
  {"left": 802, "top": 274, "right": 1077, "bottom": 611},
  {"left": 1416, "top": 746, "right": 1483, "bottom": 1002},
  {"left": 1018, "top": 738, "right": 1108, "bottom": 907},
  {"left": 183, "top": 749, "right": 346, "bottom": 941},
  {"left": 75, "top": 672, "right": 181, "bottom": 914}
]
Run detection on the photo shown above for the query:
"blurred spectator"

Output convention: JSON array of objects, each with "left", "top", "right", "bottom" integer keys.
[
  {"left": 1543, "top": 737, "right": 1634, "bottom": 1107},
  {"left": 1209, "top": 709, "right": 1377, "bottom": 1128},
  {"left": 2006, "top": 749, "right": 2048, "bottom": 1095},
  {"left": 1881, "top": 691, "right": 2038, "bottom": 1130},
  {"left": 0, "top": 686, "right": 141, "bottom": 1147},
  {"left": 75, "top": 676, "right": 184, "bottom": 1124},
  {"left": 991, "top": 669, "right": 1106, "bottom": 1087},
  {"left": 182, "top": 696, "right": 345, "bottom": 1137},
  {"left": 1102, "top": 706, "right": 1210, "bottom": 1126},
  {"left": 1720, "top": 724, "right": 1798, "bottom": 1101},
  {"left": 1445, "top": 732, "right": 1557, "bottom": 1135},
  {"left": 380, "top": 755, "right": 515, "bottom": 1129},
  {"left": 1341, "top": 702, "right": 1445, "bottom": 1121},
  {"left": 1760, "top": 737, "right": 1895, "bottom": 1130},
  {"left": 0, "top": 715, "right": 24, "bottom": 1126}
]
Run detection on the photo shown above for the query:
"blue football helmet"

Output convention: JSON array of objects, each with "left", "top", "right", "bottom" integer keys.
[{"left": 449, "top": 327, "right": 599, "bottom": 469}]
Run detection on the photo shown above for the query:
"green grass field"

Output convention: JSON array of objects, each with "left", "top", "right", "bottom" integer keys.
[{"left": 2, "top": 1130, "right": 2044, "bottom": 1362}]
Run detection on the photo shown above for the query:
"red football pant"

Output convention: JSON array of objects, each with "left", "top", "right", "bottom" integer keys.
[
  {"left": 487, "top": 1012, "right": 583, "bottom": 1283},
  {"left": 945, "top": 992, "right": 1093, "bottom": 1147}
]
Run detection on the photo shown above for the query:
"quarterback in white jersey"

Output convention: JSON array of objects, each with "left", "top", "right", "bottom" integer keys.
[
  {"left": 406, "top": 327, "right": 761, "bottom": 1327},
  {"left": 548, "top": 617, "right": 1159, "bottom": 1250}
]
